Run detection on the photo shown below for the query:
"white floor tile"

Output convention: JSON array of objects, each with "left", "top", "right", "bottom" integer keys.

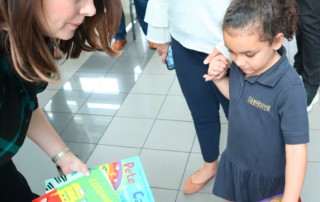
[
  {"left": 139, "top": 149, "right": 189, "bottom": 190},
  {"left": 130, "top": 74, "right": 175, "bottom": 95},
  {"left": 308, "top": 103, "right": 320, "bottom": 130},
  {"left": 46, "top": 70, "right": 76, "bottom": 90},
  {"left": 86, "top": 145, "right": 141, "bottom": 168},
  {"left": 99, "top": 117, "right": 155, "bottom": 148},
  {"left": 57, "top": 52, "right": 93, "bottom": 72},
  {"left": 116, "top": 94, "right": 166, "bottom": 118},
  {"left": 152, "top": 51, "right": 161, "bottom": 59},
  {"left": 220, "top": 107, "right": 228, "bottom": 124},
  {"left": 143, "top": 57, "right": 176, "bottom": 75},
  {"left": 12, "top": 138, "right": 59, "bottom": 196},
  {"left": 144, "top": 120, "right": 196, "bottom": 152},
  {"left": 157, "top": 96, "right": 193, "bottom": 121},
  {"left": 176, "top": 191, "right": 225, "bottom": 202},
  {"left": 37, "top": 89, "right": 58, "bottom": 108},
  {"left": 192, "top": 123, "right": 228, "bottom": 155},
  {"left": 168, "top": 77, "right": 183, "bottom": 96},
  {"left": 301, "top": 162, "right": 320, "bottom": 200},
  {"left": 308, "top": 129, "right": 320, "bottom": 162},
  {"left": 151, "top": 188, "right": 178, "bottom": 202}
]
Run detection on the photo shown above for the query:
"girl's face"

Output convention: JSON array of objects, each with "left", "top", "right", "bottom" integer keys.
[
  {"left": 35, "top": 0, "right": 96, "bottom": 40},
  {"left": 223, "top": 30, "right": 283, "bottom": 77}
]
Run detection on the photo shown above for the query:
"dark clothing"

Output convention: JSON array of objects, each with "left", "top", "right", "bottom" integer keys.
[
  {"left": 0, "top": 160, "right": 39, "bottom": 202},
  {"left": 115, "top": 8, "right": 128, "bottom": 40},
  {"left": 171, "top": 37, "right": 229, "bottom": 163},
  {"left": 115, "top": 0, "right": 149, "bottom": 40},
  {"left": 0, "top": 37, "right": 48, "bottom": 200},
  {"left": 0, "top": 55, "right": 47, "bottom": 167},
  {"left": 294, "top": 0, "right": 320, "bottom": 92},
  {"left": 213, "top": 47, "right": 309, "bottom": 201}
]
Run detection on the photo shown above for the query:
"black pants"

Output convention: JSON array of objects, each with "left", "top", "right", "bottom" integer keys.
[
  {"left": 171, "top": 37, "right": 229, "bottom": 163},
  {"left": 294, "top": 0, "right": 320, "bottom": 92},
  {"left": 0, "top": 160, "right": 39, "bottom": 202}
]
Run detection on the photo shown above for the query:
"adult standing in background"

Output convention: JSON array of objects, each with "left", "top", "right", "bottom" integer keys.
[
  {"left": 145, "top": 0, "right": 231, "bottom": 194},
  {"left": 112, "top": 2, "right": 156, "bottom": 50},
  {"left": 294, "top": 0, "right": 320, "bottom": 112}
]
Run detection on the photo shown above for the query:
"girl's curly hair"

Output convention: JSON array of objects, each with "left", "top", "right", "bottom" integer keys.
[{"left": 223, "top": 0, "right": 299, "bottom": 43}]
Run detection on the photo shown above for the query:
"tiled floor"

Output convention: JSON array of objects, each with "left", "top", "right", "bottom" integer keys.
[{"left": 13, "top": 23, "right": 320, "bottom": 201}]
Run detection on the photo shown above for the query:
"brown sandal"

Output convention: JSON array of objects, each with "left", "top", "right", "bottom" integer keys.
[{"left": 182, "top": 170, "right": 216, "bottom": 194}]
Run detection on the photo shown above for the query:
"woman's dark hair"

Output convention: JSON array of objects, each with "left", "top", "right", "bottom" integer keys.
[
  {"left": 222, "top": 0, "right": 299, "bottom": 43},
  {"left": 0, "top": 0, "right": 121, "bottom": 83}
]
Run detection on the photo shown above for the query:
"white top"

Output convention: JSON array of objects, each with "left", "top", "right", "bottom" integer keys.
[{"left": 144, "top": 0, "right": 232, "bottom": 61}]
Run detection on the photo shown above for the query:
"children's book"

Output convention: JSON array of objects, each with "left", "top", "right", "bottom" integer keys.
[
  {"left": 44, "top": 156, "right": 155, "bottom": 202},
  {"left": 33, "top": 169, "right": 120, "bottom": 202},
  {"left": 259, "top": 194, "right": 302, "bottom": 202}
]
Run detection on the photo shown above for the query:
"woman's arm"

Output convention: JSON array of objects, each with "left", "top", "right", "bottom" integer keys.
[
  {"left": 145, "top": 0, "right": 170, "bottom": 44},
  {"left": 282, "top": 144, "right": 307, "bottom": 202},
  {"left": 145, "top": 0, "right": 171, "bottom": 63},
  {"left": 27, "top": 107, "right": 90, "bottom": 176}
]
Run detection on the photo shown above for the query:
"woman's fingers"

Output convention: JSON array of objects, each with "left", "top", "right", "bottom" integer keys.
[
  {"left": 57, "top": 152, "right": 90, "bottom": 176},
  {"left": 216, "top": 54, "right": 229, "bottom": 65},
  {"left": 161, "top": 54, "right": 166, "bottom": 64},
  {"left": 81, "top": 165, "right": 90, "bottom": 177},
  {"left": 204, "top": 48, "right": 221, "bottom": 64}
]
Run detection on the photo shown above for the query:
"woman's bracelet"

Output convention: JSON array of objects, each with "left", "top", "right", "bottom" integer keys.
[{"left": 52, "top": 147, "right": 71, "bottom": 163}]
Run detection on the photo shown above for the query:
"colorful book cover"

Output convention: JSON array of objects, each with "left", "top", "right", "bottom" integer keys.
[
  {"left": 33, "top": 169, "right": 120, "bottom": 202},
  {"left": 259, "top": 194, "right": 284, "bottom": 202},
  {"left": 259, "top": 194, "right": 302, "bottom": 202},
  {"left": 45, "top": 156, "right": 155, "bottom": 202}
]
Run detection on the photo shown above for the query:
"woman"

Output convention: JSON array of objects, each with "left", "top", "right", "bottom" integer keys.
[
  {"left": 0, "top": 0, "right": 121, "bottom": 201},
  {"left": 145, "top": 0, "right": 231, "bottom": 194}
]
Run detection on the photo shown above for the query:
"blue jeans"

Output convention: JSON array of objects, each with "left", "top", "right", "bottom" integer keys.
[
  {"left": 171, "top": 37, "right": 229, "bottom": 163},
  {"left": 115, "top": 0, "right": 149, "bottom": 40}
]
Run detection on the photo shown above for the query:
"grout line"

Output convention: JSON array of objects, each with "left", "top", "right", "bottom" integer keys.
[
  {"left": 82, "top": 37, "right": 156, "bottom": 163},
  {"left": 84, "top": 116, "right": 117, "bottom": 163},
  {"left": 307, "top": 161, "right": 320, "bottom": 164},
  {"left": 56, "top": 113, "right": 77, "bottom": 137},
  {"left": 138, "top": 75, "right": 177, "bottom": 155},
  {"left": 175, "top": 134, "right": 197, "bottom": 201},
  {"left": 310, "top": 128, "right": 320, "bottom": 131}
]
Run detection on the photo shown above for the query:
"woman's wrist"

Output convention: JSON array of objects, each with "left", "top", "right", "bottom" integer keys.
[
  {"left": 52, "top": 147, "right": 71, "bottom": 163},
  {"left": 55, "top": 151, "right": 73, "bottom": 167}
]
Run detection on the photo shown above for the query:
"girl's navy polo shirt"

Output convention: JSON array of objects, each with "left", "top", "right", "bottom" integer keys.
[
  {"left": 0, "top": 50, "right": 48, "bottom": 167},
  {"left": 213, "top": 46, "right": 309, "bottom": 202}
]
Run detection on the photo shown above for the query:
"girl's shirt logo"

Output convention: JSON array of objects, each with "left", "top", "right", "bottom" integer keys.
[{"left": 247, "top": 96, "right": 271, "bottom": 111}]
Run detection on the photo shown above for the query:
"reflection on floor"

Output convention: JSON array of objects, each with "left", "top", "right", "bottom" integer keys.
[{"left": 13, "top": 23, "right": 320, "bottom": 201}]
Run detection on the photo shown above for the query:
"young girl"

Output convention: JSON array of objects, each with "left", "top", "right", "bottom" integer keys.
[
  {"left": 204, "top": 0, "right": 309, "bottom": 201},
  {"left": 0, "top": 0, "right": 121, "bottom": 201}
]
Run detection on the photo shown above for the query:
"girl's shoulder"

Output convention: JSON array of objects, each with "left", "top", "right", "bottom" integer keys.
[{"left": 280, "top": 64, "right": 304, "bottom": 86}]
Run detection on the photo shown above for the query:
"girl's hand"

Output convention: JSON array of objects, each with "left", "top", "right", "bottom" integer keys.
[
  {"left": 204, "top": 54, "right": 230, "bottom": 81},
  {"left": 154, "top": 42, "right": 171, "bottom": 64},
  {"left": 55, "top": 152, "right": 90, "bottom": 176}
]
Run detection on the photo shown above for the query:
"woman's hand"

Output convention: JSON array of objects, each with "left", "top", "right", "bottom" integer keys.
[
  {"left": 56, "top": 152, "right": 90, "bottom": 176},
  {"left": 155, "top": 42, "right": 171, "bottom": 64},
  {"left": 203, "top": 48, "right": 230, "bottom": 81}
]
